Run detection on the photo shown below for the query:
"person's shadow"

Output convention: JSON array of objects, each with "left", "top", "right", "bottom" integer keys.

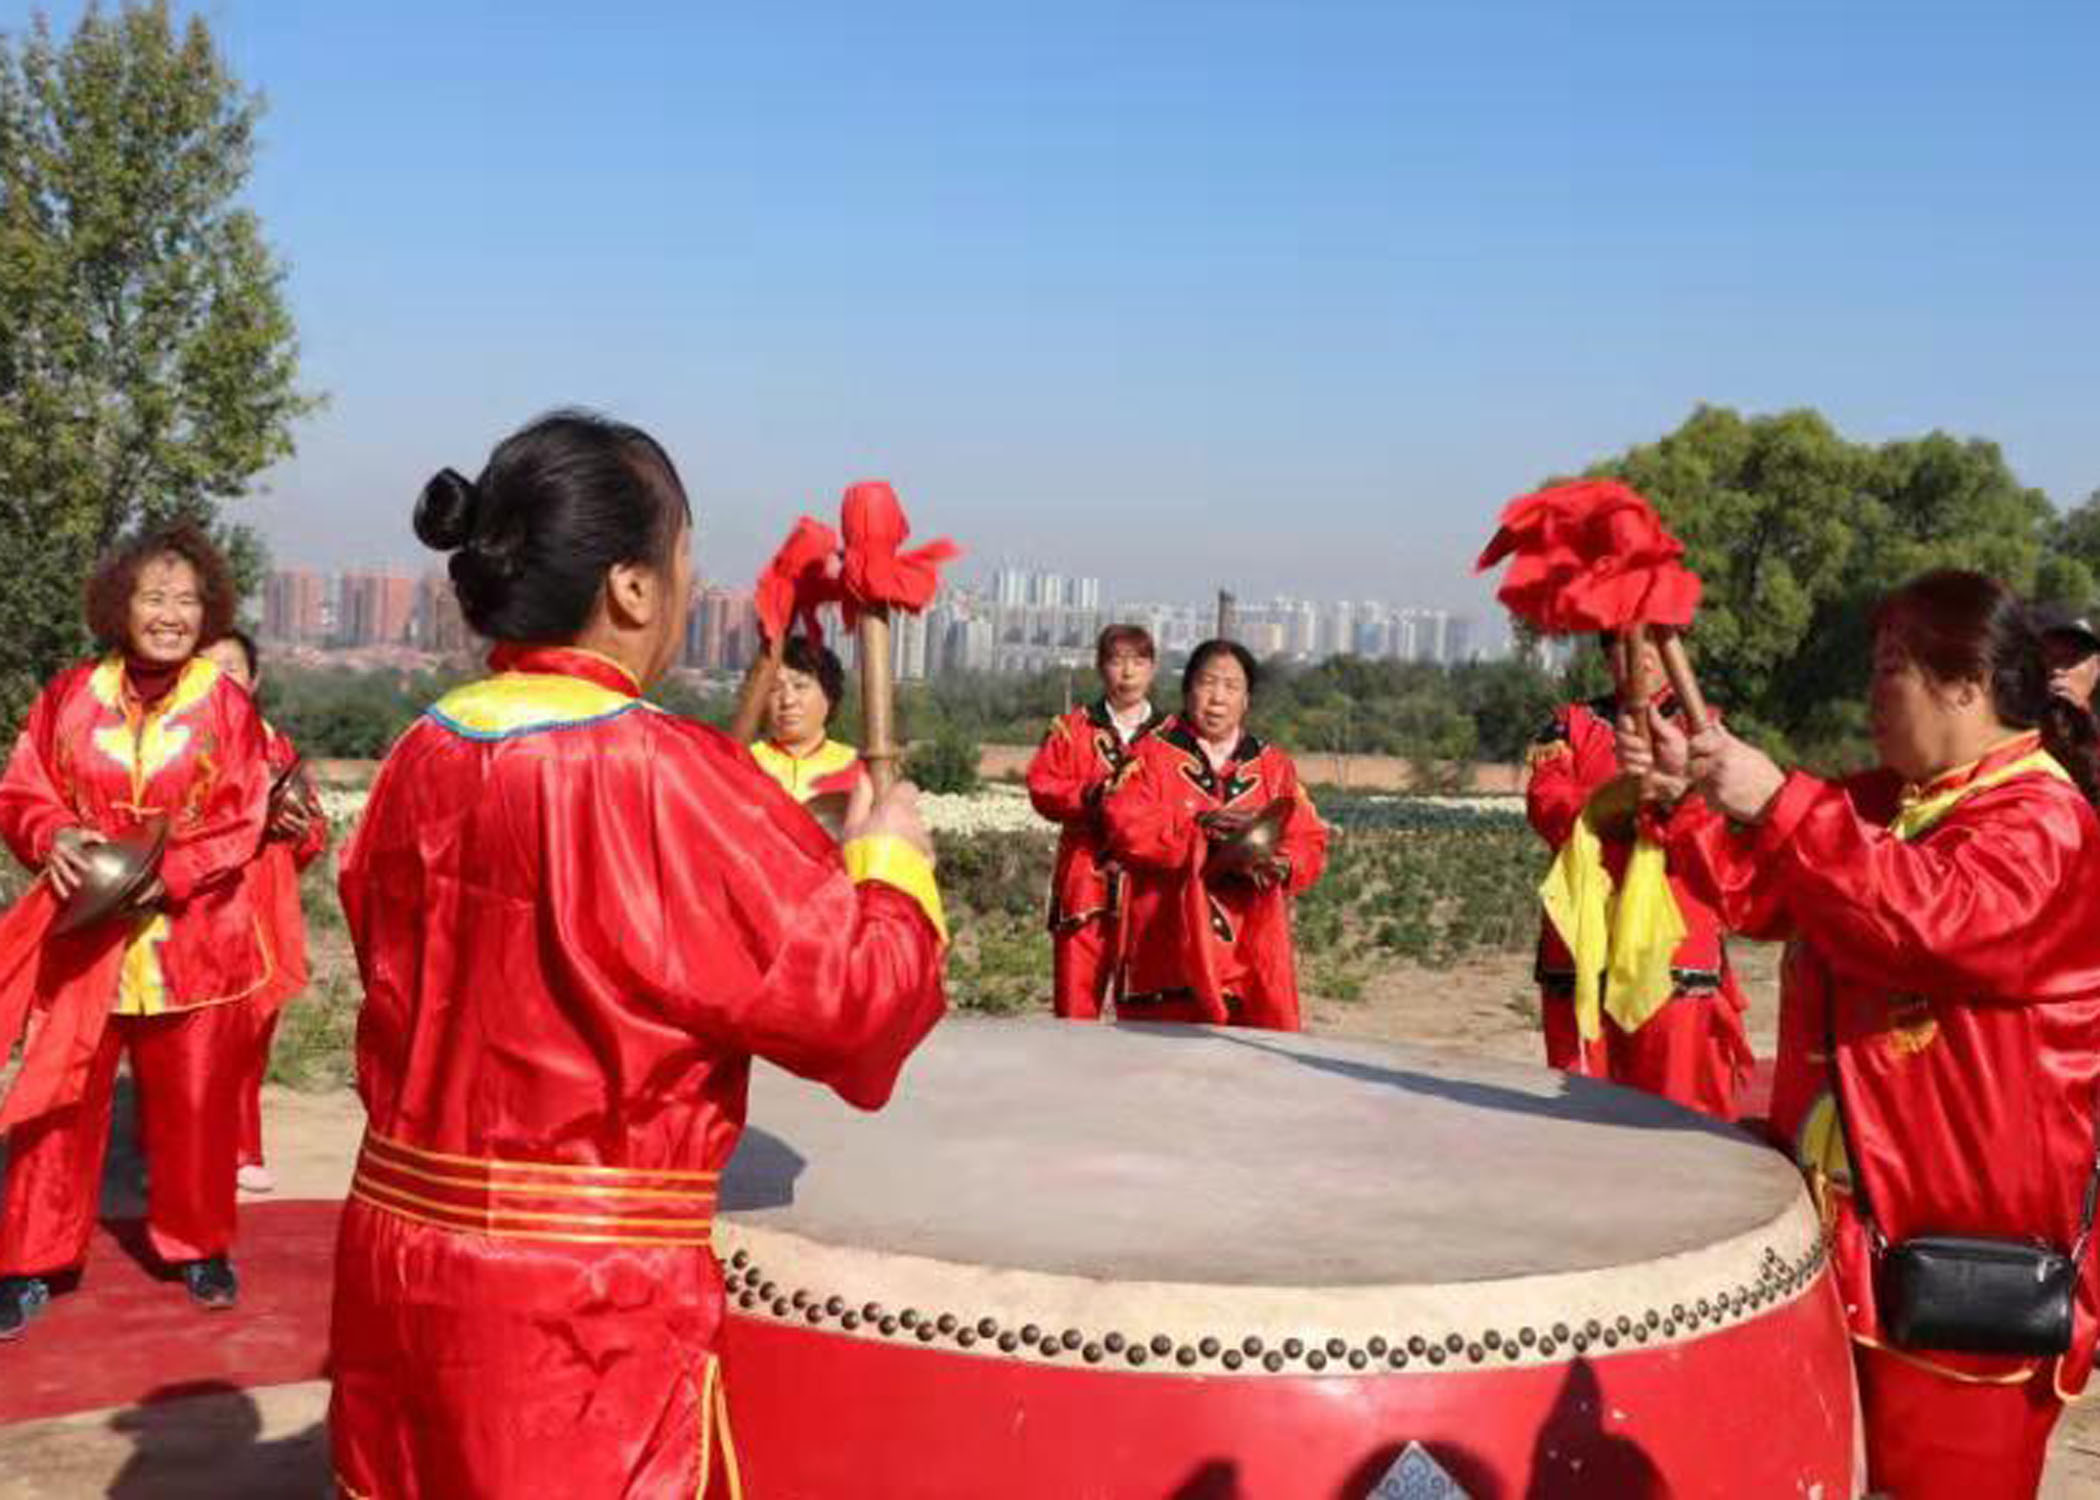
[
  {"left": 107, "top": 1380, "right": 328, "bottom": 1499},
  {"left": 1523, "top": 1359, "right": 1666, "bottom": 1499},
  {"left": 719, "top": 1124, "right": 808, "bottom": 1212}
]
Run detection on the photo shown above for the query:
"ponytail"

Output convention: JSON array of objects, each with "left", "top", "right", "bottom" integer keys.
[{"left": 2041, "top": 696, "right": 2100, "bottom": 810}]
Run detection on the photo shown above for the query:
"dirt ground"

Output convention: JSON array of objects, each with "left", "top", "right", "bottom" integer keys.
[{"left": 4, "top": 948, "right": 2098, "bottom": 1496}]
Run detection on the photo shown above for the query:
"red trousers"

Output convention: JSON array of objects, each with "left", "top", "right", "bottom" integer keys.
[
  {"left": 1541, "top": 989, "right": 1748, "bottom": 1119},
  {"left": 240, "top": 1011, "right": 281, "bottom": 1169},
  {"left": 1857, "top": 1343, "right": 2062, "bottom": 1499},
  {"left": 331, "top": 1198, "right": 741, "bottom": 1499},
  {"left": 1052, "top": 917, "right": 1114, "bottom": 1021},
  {"left": 0, "top": 1002, "right": 247, "bottom": 1275}
]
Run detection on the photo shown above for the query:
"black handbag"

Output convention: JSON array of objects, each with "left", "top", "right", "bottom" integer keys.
[{"left": 1826, "top": 1009, "right": 2100, "bottom": 1358}]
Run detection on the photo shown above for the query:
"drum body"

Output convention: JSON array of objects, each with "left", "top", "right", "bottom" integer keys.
[{"left": 718, "top": 1021, "right": 1857, "bottom": 1499}]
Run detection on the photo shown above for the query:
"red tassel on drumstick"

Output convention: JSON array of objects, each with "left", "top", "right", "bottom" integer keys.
[
  {"left": 1476, "top": 479, "right": 1709, "bottom": 732},
  {"left": 731, "top": 517, "right": 845, "bottom": 746},
  {"left": 838, "top": 481, "right": 961, "bottom": 794}
]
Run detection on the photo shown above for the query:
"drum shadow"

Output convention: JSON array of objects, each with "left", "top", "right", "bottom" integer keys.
[
  {"left": 719, "top": 1125, "right": 809, "bottom": 1212},
  {"left": 1214, "top": 1033, "right": 1748, "bottom": 1142}
]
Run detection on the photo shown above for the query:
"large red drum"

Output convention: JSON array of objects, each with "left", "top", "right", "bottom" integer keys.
[{"left": 717, "top": 1020, "right": 1857, "bottom": 1498}]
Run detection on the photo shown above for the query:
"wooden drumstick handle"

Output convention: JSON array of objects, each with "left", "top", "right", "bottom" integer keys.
[
  {"left": 728, "top": 631, "right": 788, "bottom": 746},
  {"left": 1655, "top": 628, "right": 1710, "bottom": 734},
  {"left": 1619, "top": 624, "right": 1651, "bottom": 718},
  {"left": 859, "top": 607, "right": 900, "bottom": 795}
]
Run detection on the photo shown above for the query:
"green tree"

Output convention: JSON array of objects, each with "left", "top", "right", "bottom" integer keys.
[
  {"left": 1580, "top": 406, "right": 2069, "bottom": 759},
  {"left": 2043, "top": 489, "right": 2100, "bottom": 605},
  {"left": 0, "top": 1, "right": 318, "bottom": 732}
]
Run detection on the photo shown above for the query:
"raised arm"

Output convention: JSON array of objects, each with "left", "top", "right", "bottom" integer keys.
[{"left": 1746, "top": 772, "right": 2099, "bottom": 1000}]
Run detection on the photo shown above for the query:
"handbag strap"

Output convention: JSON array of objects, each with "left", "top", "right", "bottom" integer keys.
[
  {"left": 1824, "top": 1001, "right": 2100, "bottom": 1262},
  {"left": 2072, "top": 1079, "right": 2100, "bottom": 1265},
  {"left": 1821, "top": 1002, "right": 1888, "bottom": 1255}
]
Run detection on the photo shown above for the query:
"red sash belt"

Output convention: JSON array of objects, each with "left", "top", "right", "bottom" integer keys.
[{"left": 351, "top": 1131, "right": 718, "bottom": 1248}]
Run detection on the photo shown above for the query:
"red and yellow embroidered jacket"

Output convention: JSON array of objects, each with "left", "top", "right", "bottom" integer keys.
[
  {"left": 1656, "top": 734, "right": 2100, "bottom": 1393},
  {"left": 1102, "top": 716, "right": 1327, "bottom": 1030},
  {"left": 1025, "top": 699, "right": 1164, "bottom": 930}
]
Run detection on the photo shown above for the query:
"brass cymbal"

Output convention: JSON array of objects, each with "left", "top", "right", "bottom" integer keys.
[
  {"left": 52, "top": 818, "right": 168, "bottom": 938},
  {"left": 804, "top": 789, "right": 853, "bottom": 842},
  {"left": 1205, "top": 800, "right": 1292, "bottom": 880}
]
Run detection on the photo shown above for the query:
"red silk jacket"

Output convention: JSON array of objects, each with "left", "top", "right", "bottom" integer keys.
[
  {"left": 1655, "top": 734, "right": 2100, "bottom": 1393},
  {"left": 251, "top": 722, "right": 328, "bottom": 1017},
  {"left": 0, "top": 654, "right": 270, "bottom": 1125},
  {"left": 1102, "top": 717, "right": 1328, "bottom": 1029},
  {"left": 329, "top": 645, "right": 947, "bottom": 1498},
  {"left": 1025, "top": 699, "right": 1164, "bottom": 930},
  {"left": 1526, "top": 693, "right": 1731, "bottom": 992}
]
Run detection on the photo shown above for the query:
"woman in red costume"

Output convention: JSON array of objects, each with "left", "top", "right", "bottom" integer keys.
[
  {"left": 749, "top": 634, "right": 866, "bottom": 807},
  {"left": 1525, "top": 631, "right": 1751, "bottom": 1117},
  {"left": 1026, "top": 623, "right": 1164, "bottom": 1020},
  {"left": 0, "top": 525, "right": 271, "bottom": 1338},
  {"left": 329, "top": 410, "right": 947, "bottom": 1499},
  {"left": 1101, "top": 638, "right": 1326, "bottom": 1029},
  {"left": 200, "top": 630, "right": 328, "bottom": 1194},
  {"left": 1622, "top": 570, "right": 2100, "bottom": 1499}
]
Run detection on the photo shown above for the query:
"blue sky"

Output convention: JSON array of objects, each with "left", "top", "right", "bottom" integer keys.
[{"left": 14, "top": 0, "right": 2098, "bottom": 611}]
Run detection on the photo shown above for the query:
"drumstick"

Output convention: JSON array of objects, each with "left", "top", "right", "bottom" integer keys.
[
  {"left": 1618, "top": 625, "right": 1651, "bottom": 738},
  {"left": 859, "top": 608, "right": 900, "bottom": 795},
  {"left": 728, "top": 631, "right": 788, "bottom": 746},
  {"left": 1655, "top": 627, "right": 1711, "bottom": 735}
]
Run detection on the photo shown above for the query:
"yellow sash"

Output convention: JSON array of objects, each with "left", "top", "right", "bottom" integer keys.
[{"left": 1539, "top": 796, "right": 1686, "bottom": 1041}]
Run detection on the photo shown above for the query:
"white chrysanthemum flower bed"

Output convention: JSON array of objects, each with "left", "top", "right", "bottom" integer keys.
[
  {"left": 920, "top": 782, "right": 1043, "bottom": 836},
  {"left": 315, "top": 779, "right": 1517, "bottom": 839}
]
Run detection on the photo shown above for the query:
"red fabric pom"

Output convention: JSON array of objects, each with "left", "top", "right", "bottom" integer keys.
[
  {"left": 839, "top": 481, "right": 960, "bottom": 620},
  {"left": 754, "top": 517, "right": 844, "bottom": 647},
  {"left": 1476, "top": 479, "right": 1701, "bottom": 632}
]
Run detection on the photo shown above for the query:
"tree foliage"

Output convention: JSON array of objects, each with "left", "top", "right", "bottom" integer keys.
[
  {"left": 1577, "top": 406, "right": 2086, "bottom": 760},
  {"left": 0, "top": 1, "right": 317, "bottom": 732}
]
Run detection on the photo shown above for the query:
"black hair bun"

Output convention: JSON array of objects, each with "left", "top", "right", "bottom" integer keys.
[{"left": 414, "top": 468, "right": 481, "bottom": 551}]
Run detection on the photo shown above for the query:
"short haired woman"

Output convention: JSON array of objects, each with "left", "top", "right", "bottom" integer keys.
[
  {"left": 328, "top": 410, "right": 947, "bottom": 1496},
  {"left": 0, "top": 523, "right": 272, "bottom": 1337},
  {"left": 1624, "top": 570, "right": 2100, "bottom": 1498},
  {"left": 198, "top": 629, "right": 328, "bottom": 1196},
  {"left": 1102, "top": 639, "right": 1327, "bottom": 1029},
  {"left": 751, "top": 634, "right": 866, "bottom": 806},
  {"left": 1026, "top": 623, "right": 1164, "bottom": 1019}
]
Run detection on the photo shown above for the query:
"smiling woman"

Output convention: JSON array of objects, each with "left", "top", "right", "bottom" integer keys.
[{"left": 0, "top": 521, "right": 272, "bottom": 1341}]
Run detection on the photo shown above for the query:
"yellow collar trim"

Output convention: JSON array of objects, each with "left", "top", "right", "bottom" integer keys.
[
  {"left": 429, "top": 672, "right": 641, "bottom": 741},
  {"left": 751, "top": 737, "right": 859, "bottom": 792},
  {"left": 1892, "top": 747, "right": 2070, "bottom": 842}
]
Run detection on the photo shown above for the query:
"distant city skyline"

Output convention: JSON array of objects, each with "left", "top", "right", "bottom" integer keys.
[
  {"left": 260, "top": 562, "right": 1497, "bottom": 676},
  {"left": 20, "top": 0, "right": 2079, "bottom": 613}
]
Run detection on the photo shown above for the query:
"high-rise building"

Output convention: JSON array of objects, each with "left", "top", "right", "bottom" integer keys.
[
  {"left": 337, "top": 571, "right": 417, "bottom": 647},
  {"left": 262, "top": 568, "right": 329, "bottom": 645},
  {"left": 691, "top": 587, "right": 759, "bottom": 672},
  {"left": 415, "top": 573, "right": 470, "bottom": 654}
]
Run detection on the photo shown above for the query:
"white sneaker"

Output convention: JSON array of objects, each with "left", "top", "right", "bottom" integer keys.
[{"left": 237, "top": 1164, "right": 275, "bottom": 1194}]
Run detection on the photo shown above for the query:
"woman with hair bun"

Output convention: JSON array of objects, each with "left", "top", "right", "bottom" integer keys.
[
  {"left": 0, "top": 523, "right": 271, "bottom": 1338},
  {"left": 329, "top": 410, "right": 947, "bottom": 1498},
  {"left": 1621, "top": 569, "right": 2100, "bottom": 1499}
]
